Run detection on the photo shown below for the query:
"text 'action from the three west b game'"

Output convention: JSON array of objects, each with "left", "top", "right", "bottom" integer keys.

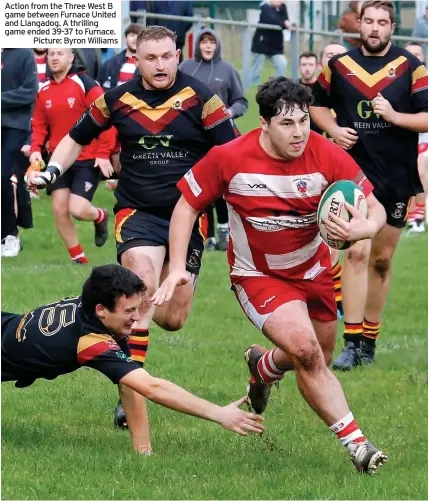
[{"left": 2, "top": 1, "right": 121, "bottom": 47}]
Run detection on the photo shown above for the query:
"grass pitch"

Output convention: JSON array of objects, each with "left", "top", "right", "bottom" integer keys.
[{"left": 2, "top": 96, "right": 428, "bottom": 500}]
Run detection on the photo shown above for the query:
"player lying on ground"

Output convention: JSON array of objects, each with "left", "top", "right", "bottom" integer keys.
[
  {"left": 1, "top": 265, "right": 264, "bottom": 454},
  {"left": 153, "top": 77, "right": 388, "bottom": 474}
]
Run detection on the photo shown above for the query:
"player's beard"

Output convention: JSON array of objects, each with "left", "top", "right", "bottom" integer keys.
[
  {"left": 127, "top": 44, "right": 137, "bottom": 54},
  {"left": 361, "top": 34, "right": 391, "bottom": 54}
]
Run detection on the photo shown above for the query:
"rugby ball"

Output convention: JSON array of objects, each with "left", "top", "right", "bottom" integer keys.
[{"left": 317, "top": 180, "right": 368, "bottom": 250}]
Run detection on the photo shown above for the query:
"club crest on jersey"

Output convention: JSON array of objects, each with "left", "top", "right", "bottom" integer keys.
[
  {"left": 392, "top": 201, "right": 406, "bottom": 219},
  {"left": 294, "top": 178, "right": 308, "bottom": 195},
  {"left": 68, "top": 97, "right": 76, "bottom": 108},
  {"left": 84, "top": 182, "right": 93, "bottom": 192},
  {"left": 387, "top": 65, "right": 396, "bottom": 78},
  {"left": 172, "top": 98, "right": 183, "bottom": 110},
  {"left": 45, "top": 100, "right": 52, "bottom": 109}
]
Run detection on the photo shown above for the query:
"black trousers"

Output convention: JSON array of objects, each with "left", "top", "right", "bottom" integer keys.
[
  {"left": 207, "top": 198, "right": 229, "bottom": 239},
  {"left": 1, "top": 127, "right": 29, "bottom": 239}
]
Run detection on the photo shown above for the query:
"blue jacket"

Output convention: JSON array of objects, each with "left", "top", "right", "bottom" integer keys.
[
  {"left": 130, "top": 1, "right": 193, "bottom": 48},
  {"left": 251, "top": 1, "right": 289, "bottom": 56}
]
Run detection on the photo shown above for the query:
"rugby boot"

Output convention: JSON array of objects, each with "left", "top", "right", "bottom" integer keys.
[
  {"left": 205, "top": 237, "right": 216, "bottom": 251},
  {"left": 114, "top": 399, "right": 128, "bottom": 429},
  {"left": 244, "top": 344, "right": 278, "bottom": 414},
  {"left": 216, "top": 227, "right": 229, "bottom": 251},
  {"left": 347, "top": 440, "right": 388, "bottom": 474},
  {"left": 94, "top": 209, "right": 109, "bottom": 247},
  {"left": 360, "top": 340, "right": 376, "bottom": 365},
  {"left": 332, "top": 341, "right": 361, "bottom": 371}
]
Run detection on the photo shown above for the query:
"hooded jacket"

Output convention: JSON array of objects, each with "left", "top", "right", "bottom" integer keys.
[
  {"left": 179, "top": 29, "right": 248, "bottom": 119},
  {"left": 251, "top": 0, "right": 289, "bottom": 56}
]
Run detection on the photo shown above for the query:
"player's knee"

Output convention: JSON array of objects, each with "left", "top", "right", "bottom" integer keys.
[
  {"left": 161, "top": 315, "right": 186, "bottom": 332},
  {"left": 288, "top": 333, "right": 324, "bottom": 372},
  {"left": 52, "top": 200, "right": 69, "bottom": 219},
  {"left": 122, "top": 254, "right": 158, "bottom": 294},
  {"left": 373, "top": 257, "right": 391, "bottom": 281}
]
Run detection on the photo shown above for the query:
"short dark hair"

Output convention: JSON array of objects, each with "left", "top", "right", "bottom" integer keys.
[
  {"left": 125, "top": 23, "right": 143, "bottom": 37},
  {"left": 360, "top": 1, "right": 396, "bottom": 24},
  {"left": 299, "top": 51, "right": 318, "bottom": 63},
  {"left": 137, "top": 25, "right": 177, "bottom": 47},
  {"left": 405, "top": 41, "right": 423, "bottom": 50},
  {"left": 256, "top": 77, "right": 313, "bottom": 121},
  {"left": 81, "top": 265, "right": 146, "bottom": 314}
]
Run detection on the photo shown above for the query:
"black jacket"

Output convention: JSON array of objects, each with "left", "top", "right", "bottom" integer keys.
[
  {"left": 251, "top": 2, "right": 289, "bottom": 56},
  {"left": 1, "top": 49, "right": 38, "bottom": 131},
  {"left": 97, "top": 50, "right": 139, "bottom": 90}
]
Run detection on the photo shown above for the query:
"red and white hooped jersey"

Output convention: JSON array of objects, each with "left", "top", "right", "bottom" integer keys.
[{"left": 178, "top": 129, "right": 373, "bottom": 281}]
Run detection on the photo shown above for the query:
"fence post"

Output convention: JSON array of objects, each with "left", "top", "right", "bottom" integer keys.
[
  {"left": 242, "top": 23, "right": 252, "bottom": 89},
  {"left": 192, "top": 14, "right": 203, "bottom": 54},
  {"left": 290, "top": 26, "right": 299, "bottom": 80}
]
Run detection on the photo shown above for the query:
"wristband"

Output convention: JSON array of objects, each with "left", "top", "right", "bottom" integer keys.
[{"left": 46, "top": 162, "right": 64, "bottom": 179}]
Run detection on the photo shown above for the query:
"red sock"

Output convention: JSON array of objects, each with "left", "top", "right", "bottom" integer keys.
[
  {"left": 68, "top": 244, "right": 88, "bottom": 263},
  {"left": 94, "top": 208, "right": 107, "bottom": 224},
  {"left": 362, "top": 318, "right": 381, "bottom": 343},
  {"left": 415, "top": 203, "right": 425, "bottom": 220},
  {"left": 257, "top": 348, "right": 285, "bottom": 384},
  {"left": 128, "top": 329, "right": 149, "bottom": 368},
  {"left": 330, "top": 412, "right": 366, "bottom": 446}
]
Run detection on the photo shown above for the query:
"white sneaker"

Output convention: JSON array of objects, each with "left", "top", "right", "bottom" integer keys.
[
  {"left": 408, "top": 220, "right": 425, "bottom": 234},
  {"left": 2, "top": 235, "right": 21, "bottom": 257}
]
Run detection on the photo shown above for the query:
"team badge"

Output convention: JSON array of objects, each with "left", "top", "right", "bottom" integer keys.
[
  {"left": 172, "top": 98, "right": 183, "bottom": 110},
  {"left": 68, "top": 97, "right": 76, "bottom": 108},
  {"left": 387, "top": 65, "right": 396, "bottom": 78},
  {"left": 296, "top": 180, "right": 307, "bottom": 194},
  {"left": 392, "top": 202, "right": 406, "bottom": 219},
  {"left": 84, "top": 182, "right": 93, "bottom": 192},
  {"left": 46, "top": 100, "right": 52, "bottom": 109}
]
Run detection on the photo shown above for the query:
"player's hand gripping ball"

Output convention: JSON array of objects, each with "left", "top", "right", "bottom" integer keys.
[{"left": 317, "top": 180, "right": 368, "bottom": 250}]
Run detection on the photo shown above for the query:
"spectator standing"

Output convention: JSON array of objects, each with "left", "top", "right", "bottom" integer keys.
[
  {"left": 180, "top": 28, "right": 248, "bottom": 250},
  {"left": 412, "top": 5, "right": 428, "bottom": 60},
  {"left": 339, "top": 1, "right": 363, "bottom": 49},
  {"left": 251, "top": 0, "right": 291, "bottom": 85},
  {"left": 97, "top": 24, "right": 142, "bottom": 90},
  {"left": 1, "top": 49, "right": 38, "bottom": 258}
]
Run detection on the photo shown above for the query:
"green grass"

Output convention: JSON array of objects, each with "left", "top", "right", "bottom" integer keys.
[{"left": 2, "top": 103, "right": 428, "bottom": 500}]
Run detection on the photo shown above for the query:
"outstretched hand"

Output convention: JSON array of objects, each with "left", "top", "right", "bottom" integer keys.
[
  {"left": 217, "top": 396, "right": 265, "bottom": 436},
  {"left": 151, "top": 270, "right": 190, "bottom": 306}
]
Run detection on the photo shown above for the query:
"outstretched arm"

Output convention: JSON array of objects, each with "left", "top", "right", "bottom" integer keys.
[{"left": 120, "top": 368, "right": 264, "bottom": 436}]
